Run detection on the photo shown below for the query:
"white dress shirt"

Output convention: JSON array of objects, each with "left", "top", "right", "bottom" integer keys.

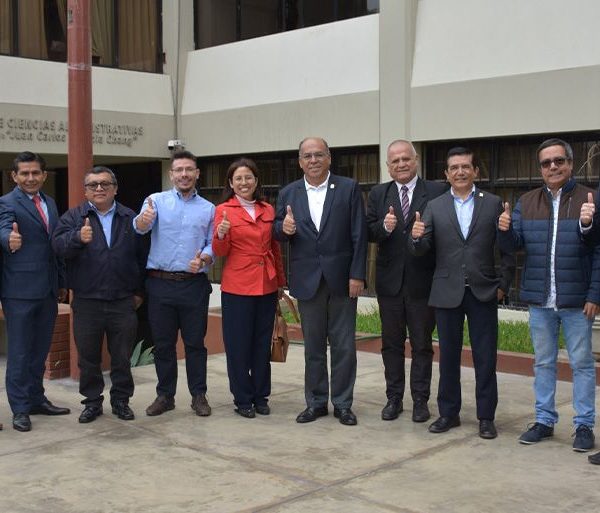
[{"left": 305, "top": 172, "right": 330, "bottom": 232}]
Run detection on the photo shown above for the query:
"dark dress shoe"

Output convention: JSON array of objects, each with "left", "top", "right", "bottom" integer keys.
[
  {"left": 479, "top": 419, "right": 498, "bottom": 439},
  {"left": 78, "top": 405, "right": 103, "bottom": 424},
  {"left": 428, "top": 416, "right": 461, "bottom": 433},
  {"left": 381, "top": 398, "right": 403, "bottom": 421},
  {"left": 112, "top": 402, "right": 135, "bottom": 421},
  {"left": 589, "top": 451, "right": 600, "bottom": 465},
  {"left": 13, "top": 413, "right": 32, "bottom": 432},
  {"left": 235, "top": 407, "right": 256, "bottom": 418},
  {"left": 146, "top": 395, "right": 175, "bottom": 416},
  {"left": 255, "top": 404, "right": 271, "bottom": 415},
  {"left": 30, "top": 400, "right": 71, "bottom": 416},
  {"left": 334, "top": 408, "right": 358, "bottom": 426},
  {"left": 296, "top": 406, "right": 328, "bottom": 423},
  {"left": 412, "top": 401, "right": 431, "bottom": 423}
]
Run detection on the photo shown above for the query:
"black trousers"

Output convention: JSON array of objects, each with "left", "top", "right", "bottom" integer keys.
[
  {"left": 72, "top": 296, "right": 137, "bottom": 406},
  {"left": 435, "top": 287, "right": 498, "bottom": 420},
  {"left": 378, "top": 291, "right": 435, "bottom": 403},
  {"left": 146, "top": 274, "right": 211, "bottom": 398},
  {"left": 298, "top": 278, "right": 357, "bottom": 410},
  {"left": 221, "top": 291, "right": 277, "bottom": 409}
]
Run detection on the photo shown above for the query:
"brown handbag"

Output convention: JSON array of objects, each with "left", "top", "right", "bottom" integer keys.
[{"left": 271, "top": 292, "right": 299, "bottom": 363}]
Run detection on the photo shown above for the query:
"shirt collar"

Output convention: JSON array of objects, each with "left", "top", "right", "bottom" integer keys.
[
  {"left": 395, "top": 175, "right": 418, "bottom": 192},
  {"left": 450, "top": 185, "right": 476, "bottom": 201},
  {"left": 88, "top": 201, "right": 116, "bottom": 216},
  {"left": 172, "top": 187, "right": 198, "bottom": 199},
  {"left": 304, "top": 172, "right": 330, "bottom": 191}
]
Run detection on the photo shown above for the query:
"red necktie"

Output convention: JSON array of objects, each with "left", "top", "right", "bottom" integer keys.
[{"left": 32, "top": 195, "right": 49, "bottom": 232}]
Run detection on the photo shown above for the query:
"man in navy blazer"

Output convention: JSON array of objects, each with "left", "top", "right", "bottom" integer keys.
[
  {"left": 0, "top": 151, "right": 69, "bottom": 432},
  {"left": 275, "top": 137, "right": 367, "bottom": 426}
]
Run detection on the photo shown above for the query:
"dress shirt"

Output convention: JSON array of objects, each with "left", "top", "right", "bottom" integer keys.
[
  {"left": 544, "top": 188, "right": 560, "bottom": 309},
  {"left": 305, "top": 172, "right": 330, "bottom": 231},
  {"left": 450, "top": 186, "right": 476, "bottom": 239},
  {"left": 134, "top": 188, "right": 214, "bottom": 273},
  {"left": 395, "top": 174, "right": 418, "bottom": 205},
  {"left": 25, "top": 191, "right": 49, "bottom": 221},
  {"left": 88, "top": 201, "right": 116, "bottom": 248}
]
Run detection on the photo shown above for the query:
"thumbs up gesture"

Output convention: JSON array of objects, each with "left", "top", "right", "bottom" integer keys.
[
  {"left": 580, "top": 192, "right": 596, "bottom": 227},
  {"left": 384, "top": 205, "right": 397, "bottom": 232},
  {"left": 9, "top": 222, "right": 22, "bottom": 252},
  {"left": 217, "top": 210, "right": 231, "bottom": 238},
  {"left": 80, "top": 217, "right": 93, "bottom": 244},
  {"left": 411, "top": 212, "right": 425, "bottom": 239},
  {"left": 283, "top": 205, "right": 296, "bottom": 235},
  {"left": 137, "top": 196, "right": 156, "bottom": 231},
  {"left": 189, "top": 250, "right": 205, "bottom": 273},
  {"left": 498, "top": 202, "right": 512, "bottom": 232}
]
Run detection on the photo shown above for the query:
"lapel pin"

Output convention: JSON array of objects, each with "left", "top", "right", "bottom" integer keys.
[
  {"left": 479, "top": 192, "right": 483, "bottom": 197},
  {"left": 330, "top": 183, "right": 335, "bottom": 189}
]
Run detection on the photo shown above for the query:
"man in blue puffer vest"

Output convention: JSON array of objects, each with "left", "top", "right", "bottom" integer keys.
[{"left": 498, "top": 138, "right": 600, "bottom": 454}]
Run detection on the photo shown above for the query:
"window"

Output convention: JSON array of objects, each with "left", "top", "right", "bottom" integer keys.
[
  {"left": 0, "top": 0, "right": 162, "bottom": 73},
  {"left": 195, "top": 0, "right": 379, "bottom": 49}
]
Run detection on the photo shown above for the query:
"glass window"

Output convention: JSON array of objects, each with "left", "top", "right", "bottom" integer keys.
[
  {"left": 196, "top": 0, "right": 379, "bottom": 49},
  {"left": 195, "top": 0, "right": 237, "bottom": 50},
  {"left": 91, "top": 0, "right": 114, "bottom": 66},
  {"left": 0, "top": 0, "right": 13, "bottom": 55},
  {"left": 118, "top": 0, "right": 159, "bottom": 72}
]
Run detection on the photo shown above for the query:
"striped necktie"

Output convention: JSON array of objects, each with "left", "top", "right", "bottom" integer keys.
[
  {"left": 401, "top": 185, "right": 410, "bottom": 221},
  {"left": 33, "top": 195, "right": 49, "bottom": 232}
]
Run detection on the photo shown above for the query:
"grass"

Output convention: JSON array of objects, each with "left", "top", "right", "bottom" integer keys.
[{"left": 283, "top": 307, "right": 567, "bottom": 355}]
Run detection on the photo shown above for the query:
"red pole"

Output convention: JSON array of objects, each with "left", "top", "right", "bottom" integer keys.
[{"left": 67, "top": 0, "right": 92, "bottom": 378}]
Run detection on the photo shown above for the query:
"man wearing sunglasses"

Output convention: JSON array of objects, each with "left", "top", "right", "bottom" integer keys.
[
  {"left": 53, "top": 166, "right": 145, "bottom": 424},
  {"left": 498, "top": 138, "right": 599, "bottom": 453}
]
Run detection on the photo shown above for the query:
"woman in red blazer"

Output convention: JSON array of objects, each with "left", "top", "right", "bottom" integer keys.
[{"left": 212, "top": 158, "right": 286, "bottom": 418}]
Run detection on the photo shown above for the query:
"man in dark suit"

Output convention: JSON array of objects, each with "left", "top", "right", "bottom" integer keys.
[
  {"left": 0, "top": 151, "right": 70, "bottom": 432},
  {"left": 275, "top": 137, "right": 367, "bottom": 426},
  {"left": 367, "top": 139, "right": 447, "bottom": 423},
  {"left": 409, "top": 147, "right": 514, "bottom": 439}
]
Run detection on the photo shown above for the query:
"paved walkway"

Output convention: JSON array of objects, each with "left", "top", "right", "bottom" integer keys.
[{"left": 0, "top": 347, "right": 599, "bottom": 513}]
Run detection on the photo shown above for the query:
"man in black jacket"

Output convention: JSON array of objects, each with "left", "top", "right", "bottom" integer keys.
[
  {"left": 52, "top": 166, "right": 146, "bottom": 423},
  {"left": 367, "top": 140, "right": 447, "bottom": 423}
]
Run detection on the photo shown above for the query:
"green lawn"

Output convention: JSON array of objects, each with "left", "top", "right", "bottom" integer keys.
[{"left": 284, "top": 307, "right": 566, "bottom": 355}]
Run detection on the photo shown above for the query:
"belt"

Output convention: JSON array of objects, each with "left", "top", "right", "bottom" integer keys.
[{"left": 148, "top": 270, "right": 198, "bottom": 281}]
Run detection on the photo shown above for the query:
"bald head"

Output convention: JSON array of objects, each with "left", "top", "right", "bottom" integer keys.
[{"left": 386, "top": 140, "right": 419, "bottom": 184}]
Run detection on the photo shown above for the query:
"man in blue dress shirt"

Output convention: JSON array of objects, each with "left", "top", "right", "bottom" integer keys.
[{"left": 134, "top": 150, "right": 215, "bottom": 417}]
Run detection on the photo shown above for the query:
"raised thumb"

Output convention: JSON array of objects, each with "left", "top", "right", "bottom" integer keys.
[
  {"left": 415, "top": 211, "right": 421, "bottom": 222},
  {"left": 12, "top": 222, "right": 19, "bottom": 233},
  {"left": 504, "top": 202, "right": 511, "bottom": 214},
  {"left": 588, "top": 192, "right": 594, "bottom": 204},
  {"left": 222, "top": 210, "right": 227, "bottom": 221},
  {"left": 286, "top": 205, "right": 294, "bottom": 219},
  {"left": 147, "top": 197, "right": 154, "bottom": 210},
  {"left": 388, "top": 206, "right": 394, "bottom": 215},
  {"left": 84, "top": 217, "right": 91, "bottom": 227}
]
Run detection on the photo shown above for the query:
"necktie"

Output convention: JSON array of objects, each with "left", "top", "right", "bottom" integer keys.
[
  {"left": 401, "top": 185, "right": 410, "bottom": 222},
  {"left": 32, "top": 195, "right": 49, "bottom": 232}
]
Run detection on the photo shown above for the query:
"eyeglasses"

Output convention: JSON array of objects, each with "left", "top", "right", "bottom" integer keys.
[
  {"left": 300, "top": 152, "right": 329, "bottom": 161},
  {"left": 84, "top": 181, "right": 115, "bottom": 191},
  {"left": 539, "top": 157, "right": 570, "bottom": 169},
  {"left": 171, "top": 167, "right": 197, "bottom": 174}
]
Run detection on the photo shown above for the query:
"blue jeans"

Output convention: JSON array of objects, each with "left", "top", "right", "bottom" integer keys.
[{"left": 529, "top": 306, "right": 596, "bottom": 428}]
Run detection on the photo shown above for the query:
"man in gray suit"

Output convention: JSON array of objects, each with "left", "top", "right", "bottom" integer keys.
[{"left": 409, "top": 147, "right": 514, "bottom": 439}]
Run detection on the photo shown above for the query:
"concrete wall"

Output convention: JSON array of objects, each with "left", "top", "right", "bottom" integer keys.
[
  {"left": 0, "top": 56, "right": 174, "bottom": 162},
  {"left": 181, "top": 15, "right": 380, "bottom": 156},
  {"left": 410, "top": 0, "right": 600, "bottom": 141}
]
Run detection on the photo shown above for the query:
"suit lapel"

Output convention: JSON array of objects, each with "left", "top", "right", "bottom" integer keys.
[
  {"left": 15, "top": 188, "right": 47, "bottom": 232},
  {"left": 443, "top": 191, "right": 465, "bottom": 241},
  {"left": 318, "top": 176, "right": 336, "bottom": 234},
  {"left": 466, "top": 188, "right": 484, "bottom": 240},
  {"left": 408, "top": 178, "right": 428, "bottom": 225},
  {"left": 384, "top": 181, "right": 403, "bottom": 227},
  {"left": 295, "top": 181, "right": 318, "bottom": 234}
]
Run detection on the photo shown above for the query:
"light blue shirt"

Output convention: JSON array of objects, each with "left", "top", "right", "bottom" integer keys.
[
  {"left": 450, "top": 186, "right": 476, "bottom": 239},
  {"left": 134, "top": 188, "right": 215, "bottom": 273},
  {"left": 89, "top": 201, "right": 116, "bottom": 248}
]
